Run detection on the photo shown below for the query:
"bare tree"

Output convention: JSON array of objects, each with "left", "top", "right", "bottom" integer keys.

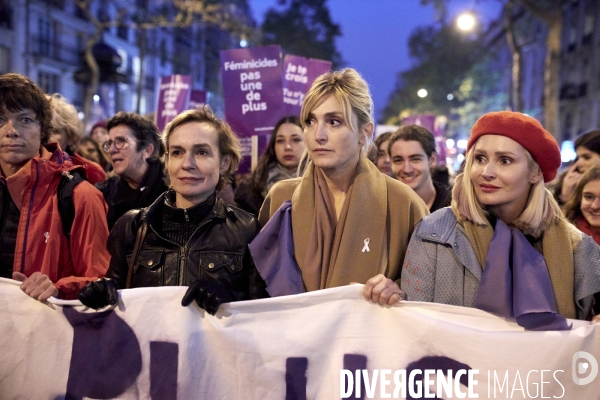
[
  {"left": 73, "top": 0, "right": 254, "bottom": 127},
  {"left": 504, "top": 0, "right": 525, "bottom": 112},
  {"left": 422, "top": 0, "right": 564, "bottom": 138},
  {"left": 514, "top": 0, "right": 564, "bottom": 138}
]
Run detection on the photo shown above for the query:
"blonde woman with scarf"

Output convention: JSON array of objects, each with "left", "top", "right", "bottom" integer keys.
[
  {"left": 401, "top": 111, "right": 600, "bottom": 330},
  {"left": 251, "top": 68, "right": 428, "bottom": 305}
]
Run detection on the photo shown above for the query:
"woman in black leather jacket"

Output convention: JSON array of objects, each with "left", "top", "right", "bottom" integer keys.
[{"left": 79, "top": 106, "right": 267, "bottom": 314}]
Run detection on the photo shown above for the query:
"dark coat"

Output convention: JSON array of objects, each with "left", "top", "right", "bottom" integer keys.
[
  {"left": 106, "top": 193, "right": 267, "bottom": 301},
  {"left": 95, "top": 158, "right": 168, "bottom": 230},
  {"left": 233, "top": 179, "right": 264, "bottom": 216},
  {"left": 431, "top": 180, "right": 451, "bottom": 213}
]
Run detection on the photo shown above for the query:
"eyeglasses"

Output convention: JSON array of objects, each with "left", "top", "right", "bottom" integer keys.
[{"left": 102, "top": 137, "right": 131, "bottom": 152}]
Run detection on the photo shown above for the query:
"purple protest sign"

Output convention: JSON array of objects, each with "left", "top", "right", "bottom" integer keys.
[
  {"left": 154, "top": 75, "right": 192, "bottom": 132},
  {"left": 220, "top": 45, "right": 284, "bottom": 173},
  {"left": 189, "top": 90, "right": 207, "bottom": 109},
  {"left": 402, "top": 114, "right": 447, "bottom": 165},
  {"left": 282, "top": 55, "right": 331, "bottom": 116},
  {"left": 402, "top": 115, "right": 436, "bottom": 132}
]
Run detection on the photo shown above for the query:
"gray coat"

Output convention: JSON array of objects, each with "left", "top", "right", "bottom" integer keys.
[{"left": 401, "top": 207, "right": 600, "bottom": 319}]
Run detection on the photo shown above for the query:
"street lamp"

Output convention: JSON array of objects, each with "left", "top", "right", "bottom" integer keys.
[
  {"left": 417, "top": 89, "right": 428, "bottom": 98},
  {"left": 456, "top": 13, "right": 476, "bottom": 31},
  {"left": 239, "top": 34, "right": 248, "bottom": 48}
]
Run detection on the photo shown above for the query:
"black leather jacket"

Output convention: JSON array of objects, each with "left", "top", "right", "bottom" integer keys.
[{"left": 106, "top": 192, "right": 267, "bottom": 301}]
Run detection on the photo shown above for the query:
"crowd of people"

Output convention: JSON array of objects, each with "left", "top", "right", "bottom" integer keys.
[{"left": 1, "top": 70, "right": 599, "bottom": 327}]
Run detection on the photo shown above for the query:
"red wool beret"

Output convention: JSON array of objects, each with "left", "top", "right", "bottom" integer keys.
[{"left": 467, "top": 111, "right": 561, "bottom": 182}]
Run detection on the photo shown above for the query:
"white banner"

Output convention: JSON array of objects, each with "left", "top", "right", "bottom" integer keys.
[{"left": 0, "top": 278, "right": 598, "bottom": 399}]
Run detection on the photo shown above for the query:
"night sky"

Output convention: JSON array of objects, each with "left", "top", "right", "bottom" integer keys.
[{"left": 250, "top": 0, "right": 503, "bottom": 121}]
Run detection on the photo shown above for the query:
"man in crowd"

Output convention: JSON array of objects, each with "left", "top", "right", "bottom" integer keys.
[
  {"left": 0, "top": 73, "right": 110, "bottom": 300},
  {"left": 95, "top": 112, "right": 167, "bottom": 229},
  {"left": 388, "top": 125, "right": 450, "bottom": 212}
]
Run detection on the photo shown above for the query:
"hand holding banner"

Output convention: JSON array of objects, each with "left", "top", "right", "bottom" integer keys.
[{"left": 1, "top": 279, "right": 598, "bottom": 399}]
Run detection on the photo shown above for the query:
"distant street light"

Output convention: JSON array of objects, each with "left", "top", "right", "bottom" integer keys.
[
  {"left": 457, "top": 13, "right": 476, "bottom": 31},
  {"left": 417, "top": 89, "right": 428, "bottom": 98}
]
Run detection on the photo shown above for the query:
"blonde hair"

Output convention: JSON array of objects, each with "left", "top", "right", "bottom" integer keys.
[
  {"left": 452, "top": 146, "right": 563, "bottom": 237},
  {"left": 47, "top": 93, "right": 82, "bottom": 148},
  {"left": 162, "top": 105, "right": 241, "bottom": 191},
  {"left": 300, "top": 68, "right": 373, "bottom": 152}
]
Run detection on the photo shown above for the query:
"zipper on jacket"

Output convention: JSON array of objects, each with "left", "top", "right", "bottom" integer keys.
[
  {"left": 178, "top": 216, "right": 215, "bottom": 284},
  {"left": 183, "top": 208, "right": 189, "bottom": 222},
  {"left": 144, "top": 209, "right": 224, "bottom": 285},
  {"left": 179, "top": 246, "right": 186, "bottom": 284},
  {"left": 20, "top": 162, "right": 40, "bottom": 273}
]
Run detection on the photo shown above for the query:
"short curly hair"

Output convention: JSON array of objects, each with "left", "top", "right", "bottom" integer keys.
[
  {"left": 162, "top": 105, "right": 241, "bottom": 191},
  {"left": 107, "top": 112, "right": 162, "bottom": 159},
  {"left": 0, "top": 73, "right": 53, "bottom": 145}
]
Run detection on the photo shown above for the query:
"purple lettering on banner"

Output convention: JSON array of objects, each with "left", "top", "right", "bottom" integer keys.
[
  {"left": 154, "top": 75, "right": 192, "bottom": 132},
  {"left": 285, "top": 357, "right": 308, "bottom": 400},
  {"left": 220, "top": 45, "right": 284, "bottom": 173},
  {"left": 282, "top": 55, "right": 331, "bottom": 116},
  {"left": 150, "top": 341, "right": 179, "bottom": 400},
  {"left": 343, "top": 354, "right": 367, "bottom": 400},
  {"left": 402, "top": 114, "right": 447, "bottom": 164},
  {"left": 405, "top": 356, "right": 471, "bottom": 400},
  {"left": 63, "top": 308, "right": 142, "bottom": 399},
  {"left": 189, "top": 90, "right": 207, "bottom": 109}
]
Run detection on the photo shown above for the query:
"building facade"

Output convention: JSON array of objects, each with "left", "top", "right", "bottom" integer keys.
[
  {"left": 0, "top": 0, "right": 253, "bottom": 131},
  {"left": 559, "top": 0, "right": 600, "bottom": 142},
  {"left": 468, "top": 0, "right": 600, "bottom": 151}
]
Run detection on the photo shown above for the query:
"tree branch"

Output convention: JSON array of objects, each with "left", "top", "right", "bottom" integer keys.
[{"left": 514, "top": 0, "right": 562, "bottom": 24}]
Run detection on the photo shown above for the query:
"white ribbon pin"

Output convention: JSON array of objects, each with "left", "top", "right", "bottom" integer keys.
[
  {"left": 44, "top": 232, "right": 49, "bottom": 243},
  {"left": 362, "top": 238, "right": 370, "bottom": 253}
]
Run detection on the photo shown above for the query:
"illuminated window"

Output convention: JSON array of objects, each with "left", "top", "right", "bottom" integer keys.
[{"left": 38, "top": 71, "right": 59, "bottom": 94}]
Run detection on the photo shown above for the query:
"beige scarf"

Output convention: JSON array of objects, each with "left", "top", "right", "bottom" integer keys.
[
  {"left": 454, "top": 207, "right": 577, "bottom": 318},
  {"left": 291, "top": 157, "right": 390, "bottom": 291}
]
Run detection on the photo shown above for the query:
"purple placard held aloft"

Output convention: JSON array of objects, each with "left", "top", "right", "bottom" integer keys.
[
  {"left": 282, "top": 55, "right": 331, "bottom": 116},
  {"left": 154, "top": 75, "right": 192, "bottom": 132},
  {"left": 220, "top": 45, "right": 284, "bottom": 173},
  {"left": 402, "top": 114, "right": 446, "bottom": 165},
  {"left": 189, "top": 90, "right": 207, "bottom": 109}
]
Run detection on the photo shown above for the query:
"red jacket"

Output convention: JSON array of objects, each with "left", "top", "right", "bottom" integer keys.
[{"left": 5, "top": 145, "right": 110, "bottom": 299}]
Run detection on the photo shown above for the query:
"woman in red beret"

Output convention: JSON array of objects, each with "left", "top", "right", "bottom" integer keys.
[{"left": 401, "top": 111, "right": 600, "bottom": 329}]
